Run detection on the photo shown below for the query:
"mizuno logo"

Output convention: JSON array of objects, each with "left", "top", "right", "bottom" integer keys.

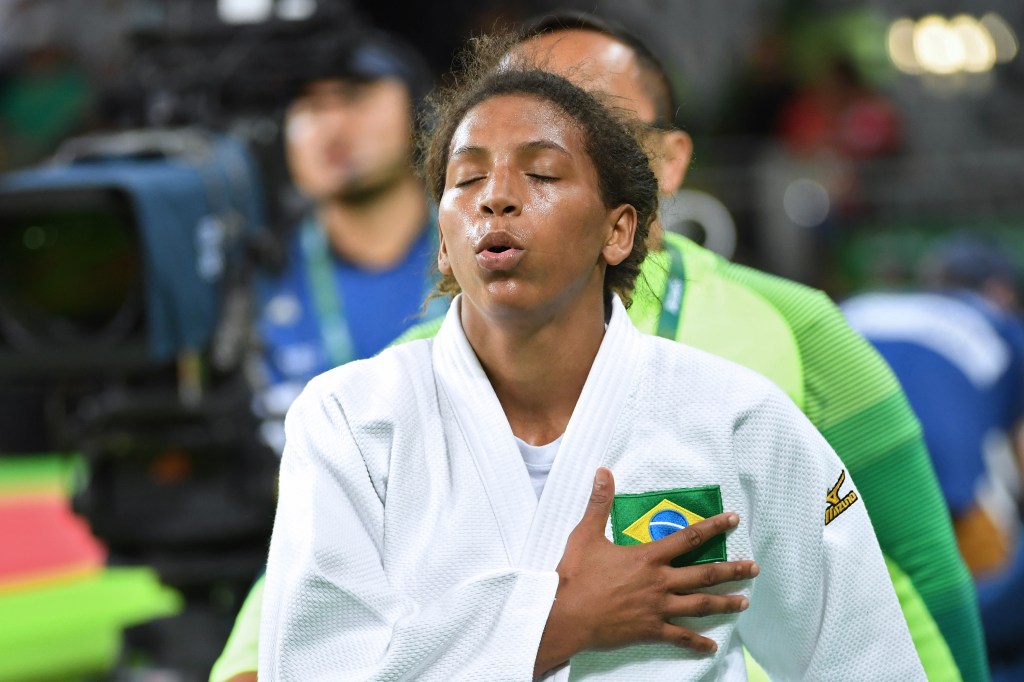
[{"left": 825, "top": 469, "right": 858, "bottom": 525}]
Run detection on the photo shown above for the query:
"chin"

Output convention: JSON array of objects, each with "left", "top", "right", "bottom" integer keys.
[
  {"left": 337, "top": 173, "right": 404, "bottom": 203},
  {"left": 306, "top": 177, "right": 352, "bottom": 200},
  {"left": 464, "top": 283, "right": 538, "bottom": 317}
]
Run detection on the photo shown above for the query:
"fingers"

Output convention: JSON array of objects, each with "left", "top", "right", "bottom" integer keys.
[
  {"left": 577, "top": 467, "right": 616, "bottom": 536},
  {"left": 649, "top": 511, "right": 739, "bottom": 562},
  {"left": 666, "top": 559, "right": 760, "bottom": 593},
  {"left": 663, "top": 592, "right": 750, "bottom": 619},
  {"left": 658, "top": 622, "right": 718, "bottom": 654}
]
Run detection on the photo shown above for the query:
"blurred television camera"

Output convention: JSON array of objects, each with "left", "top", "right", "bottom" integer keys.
[{"left": 0, "top": 0, "right": 364, "bottom": 674}]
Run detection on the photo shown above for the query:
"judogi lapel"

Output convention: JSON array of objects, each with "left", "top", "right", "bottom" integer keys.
[
  {"left": 521, "top": 297, "right": 642, "bottom": 571},
  {"left": 432, "top": 296, "right": 539, "bottom": 565},
  {"left": 432, "top": 295, "right": 642, "bottom": 572},
  {"left": 431, "top": 295, "right": 642, "bottom": 682}
]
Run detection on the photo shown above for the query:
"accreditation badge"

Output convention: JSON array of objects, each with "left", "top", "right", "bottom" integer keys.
[{"left": 611, "top": 485, "right": 726, "bottom": 567}]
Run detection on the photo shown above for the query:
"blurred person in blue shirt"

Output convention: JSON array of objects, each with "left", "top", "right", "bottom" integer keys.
[
  {"left": 211, "top": 29, "right": 446, "bottom": 682},
  {"left": 844, "top": 236, "right": 1024, "bottom": 682},
  {"left": 254, "top": 29, "right": 446, "bottom": 454}
]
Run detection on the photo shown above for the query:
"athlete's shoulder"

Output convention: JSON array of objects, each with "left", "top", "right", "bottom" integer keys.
[
  {"left": 391, "top": 313, "right": 445, "bottom": 346},
  {"left": 666, "top": 232, "right": 838, "bottom": 325},
  {"left": 303, "top": 338, "right": 434, "bottom": 408},
  {"left": 714, "top": 256, "right": 835, "bottom": 320},
  {"left": 639, "top": 328, "right": 784, "bottom": 409}
]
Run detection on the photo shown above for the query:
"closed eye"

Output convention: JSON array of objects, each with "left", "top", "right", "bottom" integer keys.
[
  {"left": 527, "top": 173, "right": 558, "bottom": 182},
  {"left": 454, "top": 176, "right": 484, "bottom": 188}
]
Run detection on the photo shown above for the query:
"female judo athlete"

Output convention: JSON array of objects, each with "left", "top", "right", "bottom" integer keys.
[{"left": 258, "top": 57, "right": 924, "bottom": 680}]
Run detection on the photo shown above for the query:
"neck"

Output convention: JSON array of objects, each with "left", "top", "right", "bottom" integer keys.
[
  {"left": 317, "top": 175, "right": 428, "bottom": 268},
  {"left": 462, "top": 290, "right": 608, "bottom": 446},
  {"left": 648, "top": 215, "right": 665, "bottom": 252}
]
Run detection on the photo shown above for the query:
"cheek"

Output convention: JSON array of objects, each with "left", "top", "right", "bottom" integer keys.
[
  {"left": 438, "top": 192, "right": 477, "bottom": 245},
  {"left": 437, "top": 192, "right": 457, "bottom": 234},
  {"left": 437, "top": 196, "right": 471, "bottom": 270},
  {"left": 359, "top": 111, "right": 412, "bottom": 156},
  {"left": 286, "top": 122, "right": 334, "bottom": 172},
  {"left": 285, "top": 112, "right": 315, "bottom": 145},
  {"left": 286, "top": 142, "right": 322, "bottom": 189},
  {"left": 545, "top": 190, "right": 609, "bottom": 248}
]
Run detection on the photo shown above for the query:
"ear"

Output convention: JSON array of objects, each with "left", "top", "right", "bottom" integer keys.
[
  {"left": 437, "top": 225, "right": 452, "bottom": 276},
  {"left": 655, "top": 130, "right": 693, "bottom": 195},
  {"left": 601, "top": 204, "right": 637, "bottom": 267}
]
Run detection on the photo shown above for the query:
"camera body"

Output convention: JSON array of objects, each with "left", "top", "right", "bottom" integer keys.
[
  {"left": 0, "top": 124, "right": 278, "bottom": 566},
  {"left": 0, "top": 2, "right": 377, "bottom": 673}
]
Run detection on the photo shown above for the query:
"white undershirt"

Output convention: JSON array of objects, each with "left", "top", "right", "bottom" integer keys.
[{"left": 514, "top": 434, "right": 564, "bottom": 499}]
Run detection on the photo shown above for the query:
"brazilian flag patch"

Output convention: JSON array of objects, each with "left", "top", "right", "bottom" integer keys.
[{"left": 611, "top": 485, "right": 726, "bottom": 567}]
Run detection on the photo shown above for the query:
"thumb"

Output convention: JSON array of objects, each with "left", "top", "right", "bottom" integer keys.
[{"left": 579, "top": 467, "right": 615, "bottom": 536}]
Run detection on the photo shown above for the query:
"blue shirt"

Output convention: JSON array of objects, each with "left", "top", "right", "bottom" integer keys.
[
  {"left": 844, "top": 290, "right": 1024, "bottom": 516},
  {"left": 844, "top": 289, "right": 1024, "bottom": 661},
  {"left": 255, "top": 214, "right": 446, "bottom": 450}
]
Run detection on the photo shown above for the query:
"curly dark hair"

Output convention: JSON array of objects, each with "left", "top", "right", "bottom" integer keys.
[{"left": 420, "top": 34, "right": 658, "bottom": 308}]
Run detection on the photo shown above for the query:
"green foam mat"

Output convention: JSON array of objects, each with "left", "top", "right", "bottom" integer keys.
[
  {"left": 0, "top": 568, "right": 182, "bottom": 681},
  {"left": 0, "top": 455, "right": 79, "bottom": 495}
]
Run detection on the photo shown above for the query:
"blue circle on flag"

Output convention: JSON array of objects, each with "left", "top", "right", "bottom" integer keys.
[{"left": 649, "top": 509, "right": 688, "bottom": 540}]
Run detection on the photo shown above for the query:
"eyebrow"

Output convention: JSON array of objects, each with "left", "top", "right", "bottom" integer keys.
[{"left": 449, "top": 139, "right": 572, "bottom": 161}]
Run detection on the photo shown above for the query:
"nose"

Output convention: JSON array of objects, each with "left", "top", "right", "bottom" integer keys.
[
  {"left": 317, "top": 104, "right": 354, "bottom": 134},
  {"left": 479, "top": 171, "right": 521, "bottom": 217}
]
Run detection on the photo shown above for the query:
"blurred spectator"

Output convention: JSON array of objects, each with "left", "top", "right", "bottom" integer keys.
[
  {"left": 754, "top": 52, "right": 904, "bottom": 288},
  {"left": 844, "top": 236, "right": 1024, "bottom": 682},
  {"left": 0, "top": 44, "right": 93, "bottom": 170},
  {"left": 209, "top": 29, "right": 446, "bottom": 682},
  {"left": 717, "top": 27, "right": 797, "bottom": 142},
  {"left": 252, "top": 29, "right": 445, "bottom": 454},
  {"left": 778, "top": 55, "right": 901, "bottom": 161},
  {"left": 0, "top": 0, "right": 132, "bottom": 170}
]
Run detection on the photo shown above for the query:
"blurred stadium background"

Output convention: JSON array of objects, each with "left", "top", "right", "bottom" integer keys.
[{"left": 0, "top": 0, "right": 1021, "bottom": 680}]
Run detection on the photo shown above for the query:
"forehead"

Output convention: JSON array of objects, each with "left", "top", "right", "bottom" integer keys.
[
  {"left": 293, "top": 77, "right": 410, "bottom": 102},
  {"left": 449, "top": 93, "right": 586, "bottom": 157},
  {"left": 514, "top": 30, "right": 658, "bottom": 124}
]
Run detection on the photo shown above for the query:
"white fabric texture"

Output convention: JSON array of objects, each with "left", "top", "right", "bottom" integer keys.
[
  {"left": 259, "top": 295, "right": 924, "bottom": 681},
  {"left": 515, "top": 434, "right": 563, "bottom": 498}
]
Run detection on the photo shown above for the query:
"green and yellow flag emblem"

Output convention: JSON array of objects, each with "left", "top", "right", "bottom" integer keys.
[{"left": 611, "top": 485, "right": 726, "bottom": 567}]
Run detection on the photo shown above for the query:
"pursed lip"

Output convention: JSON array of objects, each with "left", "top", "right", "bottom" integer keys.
[
  {"left": 474, "top": 229, "right": 526, "bottom": 272},
  {"left": 474, "top": 230, "right": 525, "bottom": 254}
]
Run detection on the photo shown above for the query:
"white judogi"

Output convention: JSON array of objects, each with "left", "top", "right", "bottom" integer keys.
[{"left": 260, "top": 296, "right": 924, "bottom": 681}]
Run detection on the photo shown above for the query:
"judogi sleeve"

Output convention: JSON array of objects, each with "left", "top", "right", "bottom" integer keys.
[
  {"left": 258, "top": 382, "right": 559, "bottom": 681},
  {"left": 733, "top": 385, "right": 926, "bottom": 680}
]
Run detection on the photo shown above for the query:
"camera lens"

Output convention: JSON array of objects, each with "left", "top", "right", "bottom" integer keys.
[{"left": 0, "top": 188, "right": 143, "bottom": 348}]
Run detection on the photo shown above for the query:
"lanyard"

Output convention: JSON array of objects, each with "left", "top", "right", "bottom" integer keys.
[
  {"left": 300, "top": 212, "right": 439, "bottom": 367},
  {"left": 655, "top": 239, "right": 687, "bottom": 340}
]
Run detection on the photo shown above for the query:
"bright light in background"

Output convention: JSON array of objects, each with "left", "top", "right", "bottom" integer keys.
[
  {"left": 981, "top": 13, "right": 1019, "bottom": 63},
  {"left": 888, "top": 19, "right": 922, "bottom": 74},
  {"left": 887, "top": 13, "right": 1017, "bottom": 76},
  {"left": 783, "top": 179, "right": 831, "bottom": 228},
  {"left": 277, "top": 0, "right": 317, "bottom": 21},
  {"left": 951, "top": 15, "right": 996, "bottom": 72},
  {"left": 218, "top": 0, "right": 273, "bottom": 24},
  {"left": 914, "top": 15, "right": 964, "bottom": 75}
]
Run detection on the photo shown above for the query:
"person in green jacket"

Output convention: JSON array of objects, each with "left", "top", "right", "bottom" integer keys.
[{"left": 213, "top": 12, "right": 987, "bottom": 682}]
